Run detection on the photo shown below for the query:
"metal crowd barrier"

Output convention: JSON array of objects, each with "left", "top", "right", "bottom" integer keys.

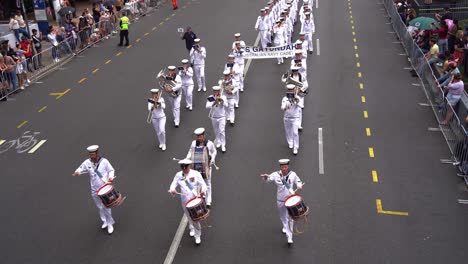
[
  {"left": 383, "top": 0, "right": 468, "bottom": 184},
  {"left": 0, "top": 4, "right": 156, "bottom": 101}
]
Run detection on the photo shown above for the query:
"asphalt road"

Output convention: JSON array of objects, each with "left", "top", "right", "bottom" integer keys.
[{"left": 1, "top": 0, "right": 468, "bottom": 263}]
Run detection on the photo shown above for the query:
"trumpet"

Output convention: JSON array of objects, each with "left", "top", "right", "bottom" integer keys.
[{"left": 156, "top": 69, "right": 178, "bottom": 97}]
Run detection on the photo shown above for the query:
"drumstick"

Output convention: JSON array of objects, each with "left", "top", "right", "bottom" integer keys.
[
  {"left": 173, "top": 157, "right": 182, "bottom": 161},
  {"left": 168, "top": 190, "right": 184, "bottom": 196},
  {"left": 212, "top": 163, "right": 220, "bottom": 170},
  {"left": 293, "top": 182, "right": 305, "bottom": 193}
]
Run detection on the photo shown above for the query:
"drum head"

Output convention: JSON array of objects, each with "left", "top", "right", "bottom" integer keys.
[
  {"left": 186, "top": 197, "right": 203, "bottom": 208},
  {"left": 284, "top": 195, "right": 302, "bottom": 207},
  {"left": 97, "top": 184, "right": 113, "bottom": 195}
]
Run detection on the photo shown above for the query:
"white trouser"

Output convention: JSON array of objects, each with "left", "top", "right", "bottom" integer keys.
[
  {"left": 298, "top": 98, "right": 304, "bottom": 127},
  {"left": 168, "top": 95, "right": 181, "bottom": 126},
  {"left": 226, "top": 98, "right": 236, "bottom": 122},
  {"left": 182, "top": 83, "right": 194, "bottom": 108},
  {"left": 205, "top": 167, "right": 213, "bottom": 204},
  {"left": 234, "top": 90, "right": 240, "bottom": 106},
  {"left": 151, "top": 116, "right": 166, "bottom": 145},
  {"left": 275, "top": 40, "right": 284, "bottom": 63},
  {"left": 305, "top": 32, "right": 313, "bottom": 51},
  {"left": 181, "top": 202, "right": 201, "bottom": 238},
  {"left": 284, "top": 117, "right": 300, "bottom": 149},
  {"left": 277, "top": 201, "right": 293, "bottom": 240},
  {"left": 194, "top": 64, "right": 206, "bottom": 90},
  {"left": 92, "top": 193, "right": 115, "bottom": 226},
  {"left": 260, "top": 30, "right": 269, "bottom": 49},
  {"left": 211, "top": 116, "right": 226, "bottom": 146}
]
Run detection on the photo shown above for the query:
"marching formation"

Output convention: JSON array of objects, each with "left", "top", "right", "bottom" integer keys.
[{"left": 71, "top": 0, "right": 315, "bottom": 248}]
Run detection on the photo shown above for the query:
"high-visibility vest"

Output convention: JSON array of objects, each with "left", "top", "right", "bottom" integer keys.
[{"left": 120, "top": 16, "right": 129, "bottom": 30}]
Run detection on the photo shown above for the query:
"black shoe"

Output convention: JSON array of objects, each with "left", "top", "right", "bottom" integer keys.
[
  {"left": 125, "top": 43, "right": 129, "bottom": 46},
  {"left": 206, "top": 204, "right": 211, "bottom": 209},
  {"left": 118, "top": 43, "right": 123, "bottom": 46},
  {"left": 173, "top": 7, "right": 178, "bottom": 10},
  {"left": 175, "top": 124, "right": 179, "bottom": 128}
]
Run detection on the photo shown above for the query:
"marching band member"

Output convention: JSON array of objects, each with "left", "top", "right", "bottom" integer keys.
[
  {"left": 273, "top": 18, "right": 287, "bottom": 65},
  {"left": 169, "top": 159, "right": 207, "bottom": 245},
  {"left": 166, "top": 65, "right": 182, "bottom": 128},
  {"left": 206, "top": 86, "right": 228, "bottom": 152},
  {"left": 148, "top": 88, "right": 166, "bottom": 150},
  {"left": 224, "top": 55, "right": 242, "bottom": 109},
  {"left": 290, "top": 50, "right": 307, "bottom": 80},
  {"left": 283, "top": 9, "right": 293, "bottom": 45},
  {"left": 185, "top": 128, "right": 217, "bottom": 207},
  {"left": 295, "top": 39, "right": 307, "bottom": 59},
  {"left": 290, "top": 66, "right": 307, "bottom": 131},
  {"left": 178, "top": 59, "right": 194, "bottom": 111},
  {"left": 232, "top": 41, "right": 245, "bottom": 92},
  {"left": 261, "top": 159, "right": 303, "bottom": 245},
  {"left": 281, "top": 84, "right": 303, "bottom": 155},
  {"left": 232, "top": 33, "right": 246, "bottom": 49},
  {"left": 255, "top": 9, "right": 270, "bottom": 49},
  {"left": 72, "top": 145, "right": 116, "bottom": 235},
  {"left": 219, "top": 69, "right": 239, "bottom": 125},
  {"left": 300, "top": 11, "right": 315, "bottom": 54},
  {"left": 190, "top": 38, "right": 207, "bottom": 92}
]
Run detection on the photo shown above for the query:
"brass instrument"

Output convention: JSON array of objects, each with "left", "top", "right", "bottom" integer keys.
[
  {"left": 220, "top": 78, "right": 235, "bottom": 94},
  {"left": 156, "top": 69, "right": 178, "bottom": 97},
  {"left": 281, "top": 71, "right": 304, "bottom": 89},
  {"left": 146, "top": 91, "right": 162, "bottom": 124}
]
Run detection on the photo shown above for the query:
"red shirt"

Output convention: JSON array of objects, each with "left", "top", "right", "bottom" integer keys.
[
  {"left": 20, "top": 40, "right": 32, "bottom": 58},
  {"left": 431, "top": 27, "right": 448, "bottom": 39}
]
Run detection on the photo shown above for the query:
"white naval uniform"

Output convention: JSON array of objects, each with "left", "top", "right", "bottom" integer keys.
[
  {"left": 75, "top": 157, "right": 116, "bottom": 227},
  {"left": 281, "top": 95, "right": 303, "bottom": 151},
  {"left": 300, "top": 18, "right": 315, "bottom": 52},
  {"left": 218, "top": 77, "right": 239, "bottom": 123},
  {"left": 169, "top": 169, "right": 207, "bottom": 239},
  {"left": 255, "top": 15, "right": 270, "bottom": 48},
  {"left": 232, "top": 49, "right": 245, "bottom": 92},
  {"left": 190, "top": 46, "right": 207, "bottom": 91},
  {"left": 274, "top": 24, "right": 287, "bottom": 64},
  {"left": 206, "top": 95, "right": 228, "bottom": 147},
  {"left": 167, "top": 75, "right": 182, "bottom": 126},
  {"left": 290, "top": 57, "right": 307, "bottom": 79},
  {"left": 265, "top": 170, "right": 303, "bottom": 241},
  {"left": 186, "top": 140, "right": 217, "bottom": 205},
  {"left": 231, "top": 40, "right": 246, "bottom": 49},
  {"left": 224, "top": 63, "right": 242, "bottom": 107},
  {"left": 148, "top": 97, "right": 166, "bottom": 145},
  {"left": 290, "top": 73, "right": 307, "bottom": 128},
  {"left": 178, "top": 67, "right": 194, "bottom": 109}
]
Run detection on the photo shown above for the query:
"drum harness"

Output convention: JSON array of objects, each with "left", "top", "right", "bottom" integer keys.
[{"left": 279, "top": 171, "right": 309, "bottom": 235}]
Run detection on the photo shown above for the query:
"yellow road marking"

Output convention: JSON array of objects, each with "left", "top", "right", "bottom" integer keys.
[
  {"left": 136, "top": 38, "right": 141, "bottom": 43},
  {"left": 359, "top": 83, "right": 364, "bottom": 89},
  {"left": 358, "top": 72, "right": 362, "bottom": 78},
  {"left": 363, "top": 111, "right": 368, "bottom": 118},
  {"left": 354, "top": 45, "right": 358, "bottom": 50},
  {"left": 127, "top": 44, "right": 133, "bottom": 49},
  {"left": 78, "top": 78, "right": 86, "bottom": 84},
  {"left": 361, "top": 96, "right": 366, "bottom": 103},
  {"left": 105, "top": 59, "right": 111, "bottom": 64},
  {"left": 355, "top": 53, "right": 359, "bottom": 58},
  {"left": 351, "top": 20, "right": 354, "bottom": 24},
  {"left": 352, "top": 31, "right": 355, "bottom": 36},
  {"left": 92, "top": 68, "right": 100, "bottom": 74},
  {"left": 353, "top": 38, "right": 357, "bottom": 43},
  {"left": 0, "top": 140, "right": 5, "bottom": 145},
  {"left": 38, "top": 106, "right": 47, "bottom": 113},
  {"left": 369, "top": 147, "right": 375, "bottom": 158},
  {"left": 366, "top": 128, "right": 371, "bottom": 136},
  {"left": 152, "top": 27, "right": 157, "bottom": 31},
  {"left": 144, "top": 32, "right": 149, "bottom": 36},
  {"left": 159, "top": 22, "right": 164, "bottom": 26},
  {"left": 49, "top": 88, "right": 70, "bottom": 100},
  {"left": 28, "top": 140, "right": 47, "bottom": 154},
  {"left": 349, "top": 10, "right": 352, "bottom": 14},
  {"left": 17, "top": 120, "right": 28, "bottom": 129},
  {"left": 351, "top": 25, "right": 355, "bottom": 30},
  {"left": 116, "top": 52, "right": 123, "bottom": 56},
  {"left": 356, "top": 62, "right": 361, "bottom": 68},
  {"left": 165, "top": 17, "right": 170, "bottom": 21},
  {"left": 171, "top": 13, "right": 175, "bottom": 17},
  {"left": 372, "top": 170, "right": 378, "bottom": 182},
  {"left": 376, "top": 199, "right": 409, "bottom": 216}
]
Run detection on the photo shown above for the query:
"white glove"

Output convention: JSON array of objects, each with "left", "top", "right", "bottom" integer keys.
[{"left": 210, "top": 160, "right": 215, "bottom": 166}]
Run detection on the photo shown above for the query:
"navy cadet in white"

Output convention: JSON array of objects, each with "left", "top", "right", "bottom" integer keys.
[
  {"left": 169, "top": 159, "right": 207, "bottom": 245},
  {"left": 224, "top": 55, "right": 242, "bottom": 109},
  {"left": 273, "top": 18, "right": 287, "bottom": 64},
  {"left": 255, "top": 9, "right": 270, "bottom": 49},
  {"left": 231, "top": 33, "right": 246, "bottom": 49},
  {"left": 290, "top": 49, "right": 307, "bottom": 80},
  {"left": 186, "top": 128, "right": 217, "bottom": 207},
  {"left": 72, "top": 145, "right": 116, "bottom": 234},
  {"left": 261, "top": 159, "right": 303, "bottom": 244},
  {"left": 300, "top": 11, "right": 315, "bottom": 54},
  {"left": 206, "top": 86, "right": 228, "bottom": 152},
  {"left": 232, "top": 41, "right": 245, "bottom": 92},
  {"left": 165, "top": 65, "right": 182, "bottom": 128},
  {"left": 219, "top": 69, "right": 239, "bottom": 125},
  {"left": 281, "top": 84, "right": 303, "bottom": 155},
  {"left": 148, "top": 88, "right": 166, "bottom": 151},
  {"left": 178, "top": 59, "right": 194, "bottom": 111},
  {"left": 190, "top": 38, "right": 207, "bottom": 92}
]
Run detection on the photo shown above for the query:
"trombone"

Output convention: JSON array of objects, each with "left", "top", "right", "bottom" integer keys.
[{"left": 147, "top": 90, "right": 162, "bottom": 124}]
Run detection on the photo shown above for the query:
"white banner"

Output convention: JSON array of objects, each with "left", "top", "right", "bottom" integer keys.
[{"left": 241, "top": 45, "right": 297, "bottom": 59}]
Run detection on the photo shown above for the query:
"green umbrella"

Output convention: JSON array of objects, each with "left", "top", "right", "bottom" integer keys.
[{"left": 408, "top": 17, "right": 440, "bottom": 30}]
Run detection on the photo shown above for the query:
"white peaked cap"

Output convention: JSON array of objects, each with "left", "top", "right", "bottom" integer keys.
[
  {"left": 279, "top": 159, "right": 290, "bottom": 165},
  {"left": 151, "top": 88, "right": 159, "bottom": 93},
  {"left": 178, "top": 159, "right": 192, "bottom": 165},
  {"left": 168, "top": 65, "right": 176, "bottom": 70},
  {"left": 234, "top": 33, "right": 241, "bottom": 37},
  {"left": 212, "top": 86, "right": 221, "bottom": 91},
  {"left": 181, "top": 59, "right": 189, "bottom": 64},
  {"left": 223, "top": 70, "right": 231, "bottom": 75},
  {"left": 87, "top": 145, "right": 99, "bottom": 152},
  {"left": 194, "top": 38, "right": 201, "bottom": 42},
  {"left": 194, "top": 127, "right": 205, "bottom": 135},
  {"left": 286, "top": 84, "right": 296, "bottom": 90}
]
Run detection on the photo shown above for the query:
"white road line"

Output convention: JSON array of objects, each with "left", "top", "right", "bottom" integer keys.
[
  {"left": 163, "top": 31, "right": 261, "bottom": 264},
  {"left": 243, "top": 32, "right": 261, "bottom": 78},
  {"left": 316, "top": 38, "right": 320, "bottom": 56},
  {"left": 318, "top": 128, "right": 324, "bottom": 174},
  {"left": 316, "top": 0, "right": 318, "bottom": 8},
  {"left": 0, "top": 140, "right": 5, "bottom": 146},
  {"left": 28, "top": 140, "right": 47, "bottom": 154},
  {"left": 163, "top": 215, "right": 188, "bottom": 264}
]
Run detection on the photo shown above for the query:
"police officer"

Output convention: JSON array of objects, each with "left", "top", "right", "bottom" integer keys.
[{"left": 118, "top": 11, "right": 129, "bottom": 46}]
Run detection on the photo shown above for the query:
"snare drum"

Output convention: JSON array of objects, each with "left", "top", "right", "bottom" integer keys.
[
  {"left": 185, "top": 197, "right": 210, "bottom": 222},
  {"left": 96, "top": 184, "right": 125, "bottom": 208},
  {"left": 284, "top": 194, "right": 309, "bottom": 220}
]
